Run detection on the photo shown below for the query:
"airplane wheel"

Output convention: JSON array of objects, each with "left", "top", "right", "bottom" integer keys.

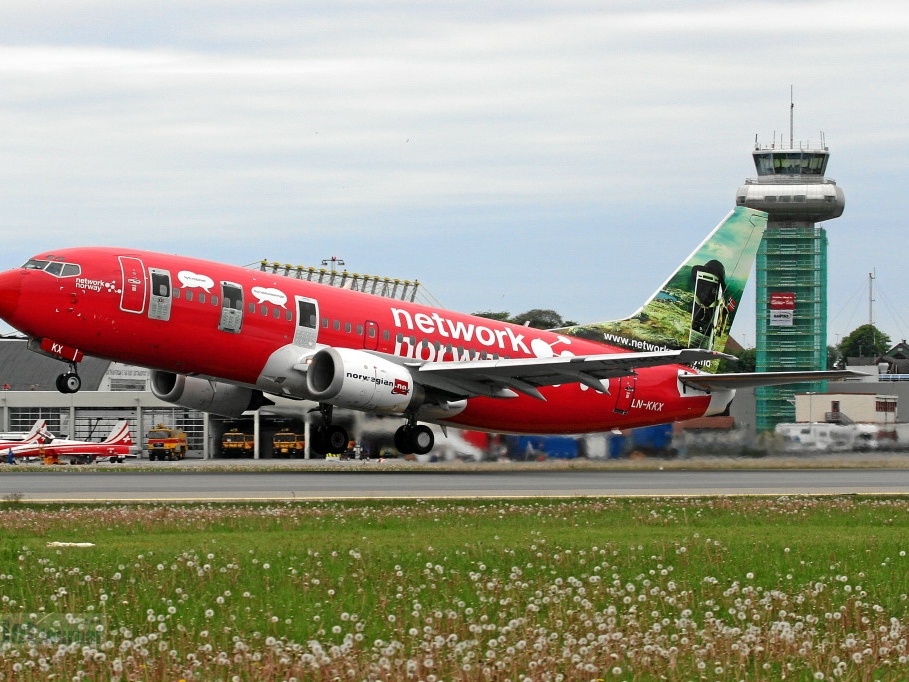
[
  {"left": 409, "top": 425, "right": 434, "bottom": 456},
  {"left": 325, "top": 425, "right": 349, "bottom": 453},
  {"left": 394, "top": 426, "right": 413, "bottom": 455},
  {"left": 57, "top": 372, "right": 81, "bottom": 394}
]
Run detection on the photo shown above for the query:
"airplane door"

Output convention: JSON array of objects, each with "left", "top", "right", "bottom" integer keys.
[
  {"left": 293, "top": 296, "right": 319, "bottom": 348},
  {"left": 219, "top": 281, "right": 243, "bottom": 333},
  {"left": 613, "top": 376, "right": 636, "bottom": 414},
  {"left": 148, "top": 268, "right": 172, "bottom": 321},
  {"left": 364, "top": 320, "right": 379, "bottom": 350},
  {"left": 118, "top": 256, "right": 146, "bottom": 314}
]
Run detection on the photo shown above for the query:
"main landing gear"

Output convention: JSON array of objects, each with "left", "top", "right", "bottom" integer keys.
[
  {"left": 394, "top": 419, "right": 434, "bottom": 456},
  {"left": 55, "top": 365, "right": 81, "bottom": 394},
  {"left": 310, "top": 404, "right": 350, "bottom": 457}
]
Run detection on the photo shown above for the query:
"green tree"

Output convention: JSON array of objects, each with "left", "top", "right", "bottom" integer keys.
[
  {"left": 472, "top": 311, "right": 511, "bottom": 323},
  {"left": 838, "top": 324, "right": 891, "bottom": 359},
  {"left": 717, "top": 347, "right": 755, "bottom": 373},
  {"left": 473, "top": 309, "right": 577, "bottom": 329},
  {"left": 511, "top": 309, "right": 576, "bottom": 329}
]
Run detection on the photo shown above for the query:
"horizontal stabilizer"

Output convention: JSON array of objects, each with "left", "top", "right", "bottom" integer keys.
[{"left": 679, "top": 369, "right": 866, "bottom": 391}]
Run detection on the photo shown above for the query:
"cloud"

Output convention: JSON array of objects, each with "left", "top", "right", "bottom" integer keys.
[{"left": 1, "top": 1, "right": 909, "bottom": 341}]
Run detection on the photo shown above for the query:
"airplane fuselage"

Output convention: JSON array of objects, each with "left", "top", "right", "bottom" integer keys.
[{"left": 0, "top": 247, "right": 726, "bottom": 436}]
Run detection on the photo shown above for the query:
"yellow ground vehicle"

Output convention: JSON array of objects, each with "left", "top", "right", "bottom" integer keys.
[
  {"left": 146, "top": 424, "right": 188, "bottom": 461},
  {"left": 272, "top": 429, "right": 305, "bottom": 458},
  {"left": 221, "top": 428, "right": 255, "bottom": 457}
]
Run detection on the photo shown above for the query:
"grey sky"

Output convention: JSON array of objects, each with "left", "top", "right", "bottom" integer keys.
[{"left": 2, "top": 1, "right": 907, "bottom": 346}]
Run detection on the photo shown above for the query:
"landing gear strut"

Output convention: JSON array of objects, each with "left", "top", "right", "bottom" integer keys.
[
  {"left": 310, "top": 403, "right": 349, "bottom": 457},
  {"left": 394, "top": 420, "right": 434, "bottom": 456},
  {"left": 55, "top": 365, "right": 81, "bottom": 394}
]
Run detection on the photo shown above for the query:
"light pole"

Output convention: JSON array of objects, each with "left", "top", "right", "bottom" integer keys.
[{"left": 321, "top": 256, "right": 345, "bottom": 273}]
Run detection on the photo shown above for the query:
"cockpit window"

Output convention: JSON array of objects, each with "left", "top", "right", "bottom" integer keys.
[{"left": 21, "top": 259, "right": 82, "bottom": 278}]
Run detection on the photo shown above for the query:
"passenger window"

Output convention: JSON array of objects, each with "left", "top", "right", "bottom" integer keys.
[
  {"left": 345, "top": 322, "right": 352, "bottom": 333},
  {"left": 357, "top": 324, "right": 364, "bottom": 335},
  {"left": 173, "top": 288, "right": 181, "bottom": 299},
  {"left": 273, "top": 308, "right": 281, "bottom": 319},
  {"left": 333, "top": 320, "right": 341, "bottom": 330},
  {"left": 198, "top": 293, "right": 206, "bottom": 304},
  {"left": 261, "top": 305, "right": 268, "bottom": 316},
  {"left": 185, "top": 291, "right": 194, "bottom": 302},
  {"left": 248, "top": 303, "right": 255, "bottom": 313}
]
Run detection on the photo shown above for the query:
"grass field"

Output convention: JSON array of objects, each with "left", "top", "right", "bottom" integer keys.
[{"left": 1, "top": 496, "right": 908, "bottom": 681}]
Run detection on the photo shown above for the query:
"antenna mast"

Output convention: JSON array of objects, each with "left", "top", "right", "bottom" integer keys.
[
  {"left": 789, "top": 85, "right": 794, "bottom": 149},
  {"left": 869, "top": 270, "right": 875, "bottom": 327}
]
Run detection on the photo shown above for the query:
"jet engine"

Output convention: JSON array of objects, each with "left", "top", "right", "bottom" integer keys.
[
  {"left": 150, "top": 371, "right": 268, "bottom": 418},
  {"left": 306, "top": 347, "right": 424, "bottom": 413}
]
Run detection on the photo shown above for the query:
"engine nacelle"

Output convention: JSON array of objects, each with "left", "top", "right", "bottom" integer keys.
[
  {"left": 150, "top": 371, "right": 266, "bottom": 418},
  {"left": 306, "top": 347, "right": 424, "bottom": 413}
]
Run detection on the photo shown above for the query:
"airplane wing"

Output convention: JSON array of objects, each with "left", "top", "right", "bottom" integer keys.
[
  {"left": 408, "top": 348, "right": 732, "bottom": 401},
  {"left": 679, "top": 369, "right": 865, "bottom": 391}
]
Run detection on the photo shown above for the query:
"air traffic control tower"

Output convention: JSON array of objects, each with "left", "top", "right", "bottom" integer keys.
[{"left": 736, "top": 142, "right": 845, "bottom": 431}]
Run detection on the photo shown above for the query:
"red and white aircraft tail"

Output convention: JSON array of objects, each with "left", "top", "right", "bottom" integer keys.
[
  {"left": 99, "top": 420, "right": 134, "bottom": 447},
  {"left": 0, "top": 419, "right": 51, "bottom": 451},
  {"left": 21, "top": 418, "right": 51, "bottom": 444}
]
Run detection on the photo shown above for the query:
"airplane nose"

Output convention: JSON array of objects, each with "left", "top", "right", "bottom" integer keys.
[{"left": 0, "top": 268, "right": 22, "bottom": 324}]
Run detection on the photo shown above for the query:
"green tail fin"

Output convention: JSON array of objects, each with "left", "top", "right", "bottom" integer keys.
[{"left": 558, "top": 206, "right": 767, "bottom": 369}]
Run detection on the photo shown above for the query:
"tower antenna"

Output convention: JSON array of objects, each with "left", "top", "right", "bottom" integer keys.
[
  {"left": 789, "top": 85, "right": 794, "bottom": 149},
  {"left": 869, "top": 270, "right": 876, "bottom": 327}
]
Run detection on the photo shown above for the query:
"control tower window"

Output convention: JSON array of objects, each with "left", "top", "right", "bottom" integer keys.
[{"left": 754, "top": 151, "right": 828, "bottom": 176}]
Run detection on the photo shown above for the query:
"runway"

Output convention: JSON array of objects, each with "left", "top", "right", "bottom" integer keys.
[{"left": 4, "top": 467, "right": 909, "bottom": 502}]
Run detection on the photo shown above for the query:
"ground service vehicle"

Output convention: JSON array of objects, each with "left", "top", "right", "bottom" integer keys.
[
  {"left": 272, "top": 429, "right": 305, "bottom": 458},
  {"left": 146, "top": 423, "right": 188, "bottom": 461},
  {"left": 221, "top": 428, "right": 255, "bottom": 457}
]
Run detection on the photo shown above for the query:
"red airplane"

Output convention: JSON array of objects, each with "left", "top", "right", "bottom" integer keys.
[
  {"left": 9, "top": 420, "right": 136, "bottom": 464},
  {"left": 0, "top": 206, "right": 856, "bottom": 456}
]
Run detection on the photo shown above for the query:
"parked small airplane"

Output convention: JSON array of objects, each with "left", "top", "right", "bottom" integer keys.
[
  {"left": 9, "top": 420, "right": 137, "bottom": 464},
  {"left": 0, "top": 206, "right": 857, "bottom": 456}
]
